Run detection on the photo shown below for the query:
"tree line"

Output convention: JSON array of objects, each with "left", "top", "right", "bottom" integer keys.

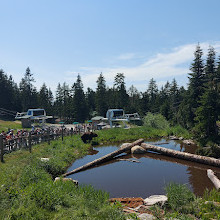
[{"left": 0, "top": 44, "right": 219, "bottom": 143}]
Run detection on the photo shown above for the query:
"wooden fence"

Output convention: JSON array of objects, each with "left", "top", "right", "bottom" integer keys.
[{"left": 0, "top": 127, "right": 82, "bottom": 162}]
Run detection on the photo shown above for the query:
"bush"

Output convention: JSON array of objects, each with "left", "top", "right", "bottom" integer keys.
[
  {"left": 165, "top": 183, "right": 195, "bottom": 212},
  {"left": 144, "top": 112, "right": 170, "bottom": 130},
  {"left": 19, "top": 165, "right": 51, "bottom": 188}
]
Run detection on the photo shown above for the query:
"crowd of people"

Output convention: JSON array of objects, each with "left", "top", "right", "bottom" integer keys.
[{"left": 0, "top": 123, "right": 93, "bottom": 149}]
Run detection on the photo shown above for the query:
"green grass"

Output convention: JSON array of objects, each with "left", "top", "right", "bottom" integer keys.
[
  {"left": 0, "top": 122, "right": 213, "bottom": 219},
  {"left": 150, "top": 182, "right": 220, "bottom": 220},
  {"left": 0, "top": 135, "right": 126, "bottom": 219},
  {"left": 94, "top": 125, "right": 191, "bottom": 145},
  {"left": 0, "top": 120, "right": 22, "bottom": 132}
]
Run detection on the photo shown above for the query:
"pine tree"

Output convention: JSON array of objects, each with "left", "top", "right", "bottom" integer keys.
[
  {"left": 127, "top": 85, "right": 141, "bottom": 113},
  {"left": 38, "top": 83, "right": 54, "bottom": 115},
  {"left": 86, "top": 87, "right": 96, "bottom": 118},
  {"left": 159, "top": 81, "right": 171, "bottom": 120},
  {"left": 19, "top": 67, "right": 37, "bottom": 111},
  {"left": 72, "top": 74, "right": 88, "bottom": 122},
  {"left": 194, "top": 46, "right": 219, "bottom": 142},
  {"left": 187, "top": 44, "right": 205, "bottom": 127},
  {"left": 95, "top": 73, "right": 108, "bottom": 116},
  {"left": 147, "top": 78, "right": 159, "bottom": 113},
  {"left": 113, "top": 73, "right": 129, "bottom": 110},
  {"left": 54, "top": 83, "right": 63, "bottom": 119}
]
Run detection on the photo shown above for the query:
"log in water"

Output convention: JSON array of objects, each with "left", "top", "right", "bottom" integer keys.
[
  {"left": 63, "top": 139, "right": 144, "bottom": 177},
  {"left": 207, "top": 169, "right": 220, "bottom": 190},
  {"left": 141, "top": 143, "right": 220, "bottom": 167}
]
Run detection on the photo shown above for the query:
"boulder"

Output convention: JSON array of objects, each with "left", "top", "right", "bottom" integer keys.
[
  {"left": 144, "top": 195, "right": 167, "bottom": 206},
  {"left": 137, "top": 213, "right": 155, "bottom": 220},
  {"left": 169, "top": 136, "right": 179, "bottom": 140},
  {"left": 131, "top": 146, "right": 147, "bottom": 154},
  {"left": 54, "top": 177, "right": 78, "bottom": 186},
  {"left": 40, "top": 158, "right": 50, "bottom": 162},
  {"left": 183, "top": 139, "right": 195, "bottom": 145}
]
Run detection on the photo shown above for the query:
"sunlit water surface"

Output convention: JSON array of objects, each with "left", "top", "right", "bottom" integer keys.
[{"left": 67, "top": 139, "right": 220, "bottom": 198}]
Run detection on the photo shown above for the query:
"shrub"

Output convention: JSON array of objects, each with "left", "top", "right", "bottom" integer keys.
[
  {"left": 19, "top": 165, "right": 51, "bottom": 188},
  {"left": 165, "top": 183, "right": 195, "bottom": 212},
  {"left": 144, "top": 112, "right": 170, "bottom": 130}
]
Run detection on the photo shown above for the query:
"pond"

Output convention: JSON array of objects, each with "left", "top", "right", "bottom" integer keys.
[{"left": 67, "top": 139, "right": 220, "bottom": 198}]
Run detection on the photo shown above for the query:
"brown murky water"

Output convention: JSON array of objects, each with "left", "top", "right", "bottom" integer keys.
[{"left": 67, "top": 139, "right": 220, "bottom": 198}]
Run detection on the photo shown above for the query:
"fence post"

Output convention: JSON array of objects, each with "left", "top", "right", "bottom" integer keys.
[
  {"left": 0, "top": 135, "right": 4, "bottom": 162},
  {"left": 47, "top": 129, "right": 50, "bottom": 145},
  {"left": 61, "top": 126, "right": 64, "bottom": 143},
  {"left": 28, "top": 132, "right": 32, "bottom": 153},
  {"left": 71, "top": 127, "right": 73, "bottom": 137}
]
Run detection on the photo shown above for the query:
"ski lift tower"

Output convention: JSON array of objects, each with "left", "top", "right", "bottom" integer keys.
[{"left": 106, "top": 109, "right": 128, "bottom": 128}]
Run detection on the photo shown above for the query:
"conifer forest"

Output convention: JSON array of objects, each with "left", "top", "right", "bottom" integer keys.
[{"left": 1, "top": 45, "right": 220, "bottom": 144}]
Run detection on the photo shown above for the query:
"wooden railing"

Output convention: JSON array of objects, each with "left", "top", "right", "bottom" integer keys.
[{"left": 0, "top": 127, "right": 82, "bottom": 162}]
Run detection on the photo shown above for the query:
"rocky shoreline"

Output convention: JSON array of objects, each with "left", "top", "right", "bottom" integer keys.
[{"left": 110, "top": 195, "right": 168, "bottom": 219}]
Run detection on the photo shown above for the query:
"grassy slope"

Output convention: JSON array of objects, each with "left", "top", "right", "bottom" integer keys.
[
  {"left": 0, "top": 136, "right": 125, "bottom": 219},
  {"left": 0, "top": 120, "right": 22, "bottom": 132},
  {"left": 0, "top": 124, "right": 218, "bottom": 219},
  {"left": 95, "top": 125, "right": 191, "bottom": 144}
]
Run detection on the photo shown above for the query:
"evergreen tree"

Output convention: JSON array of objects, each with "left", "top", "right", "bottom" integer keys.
[
  {"left": 86, "top": 87, "right": 96, "bottom": 118},
  {"left": 139, "top": 91, "right": 150, "bottom": 116},
  {"left": 159, "top": 81, "right": 172, "bottom": 120},
  {"left": 187, "top": 44, "right": 205, "bottom": 127},
  {"left": 113, "top": 73, "right": 129, "bottom": 109},
  {"left": 216, "top": 56, "right": 220, "bottom": 91},
  {"left": 95, "top": 73, "right": 108, "bottom": 116},
  {"left": 204, "top": 46, "right": 216, "bottom": 84},
  {"left": 54, "top": 83, "right": 63, "bottom": 119},
  {"left": 38, "top": 83, "right": 54, "bottom": 115},
  {"left": 127, "top": 85, "right": 141, "bottom": 113},
  {"left": 147, "top": 78, "right": 159, "bottom": 113},
  {"left": 72, "top": 74, "right": 88, "bottom": 122},
  {"left": 194, "top": 46, "right": 219, "bottom": 141},
  {"left": 19, "top": 67, "right": 38, "bottom": 111}
]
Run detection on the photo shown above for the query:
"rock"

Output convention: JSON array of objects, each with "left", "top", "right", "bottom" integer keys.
[
  {"left": 144, "top": 195, "right": 167, "bottom": 206},
  {"left": 169, "top": 136, "right": 179, "bottom": 140},
  {"left": 110, "top": 197, "right": 144, "bottom": 208},
  {"left": 179, "top": 137, "right": 184, "bottom": 140},
  {"left": 40, "top": 157, "right": 50, "bottom": 162},
  {"left": 134, "top": 205, "right": 152, "bottom": 213},
  {"left": 183, "top": 139, "right": 195, "bottom": 145},
  {"left": 131, "top": 146, "right": 147, "bottom": 154},
  {"left": 54, "top": 177, "right": 78, "bottom": 186},
  {"left": 138, "top": 213, "right": 155, "bottom": 220}
]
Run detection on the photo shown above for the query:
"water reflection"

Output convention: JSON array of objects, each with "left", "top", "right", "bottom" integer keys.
[{"left": 67, "top": 139, "right": 220, "bottom": 198}]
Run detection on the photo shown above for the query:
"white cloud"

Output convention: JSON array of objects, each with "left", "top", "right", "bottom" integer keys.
[{"left": 65, "top": 42, "right": 220, "bottom": 92}]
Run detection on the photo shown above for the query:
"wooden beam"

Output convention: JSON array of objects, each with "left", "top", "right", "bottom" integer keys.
[
  {"left": 141, "top": 143, "right": 220, "bottom": 167},
  {"left": 207, "top": 169, "right": 220, "bottom": 190},
  {"left": 63, "top": 139, "right": 144, "bottom": 177}
]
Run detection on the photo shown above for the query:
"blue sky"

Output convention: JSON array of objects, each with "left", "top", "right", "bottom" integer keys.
[{"left": 0, "top": 0, "right": 220, "bottom": 92}]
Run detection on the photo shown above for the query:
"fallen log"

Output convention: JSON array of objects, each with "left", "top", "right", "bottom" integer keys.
[
  {"left": 149, "top": 142, "right": 169, "bottom": 145},
  {"left": 63, "top": 139, "right": 144, "bottom": 177},
  {"left": 141, "top": 143, "right": 220, "bottom": 167},
  {"left": 207, "top": 169, "right": 220, "bottom": 190},
  {"left": 116, "top": 158, "right": 141, "bottom": 163}
]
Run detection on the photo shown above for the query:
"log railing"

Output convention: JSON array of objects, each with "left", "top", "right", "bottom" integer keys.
[{"left": 0, "top": 127, "right": 80, "bottom": 162}]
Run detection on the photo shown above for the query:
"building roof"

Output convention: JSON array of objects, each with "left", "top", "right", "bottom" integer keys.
[{"left": 91, "top": 116, "right": 104, "bottom": 121}]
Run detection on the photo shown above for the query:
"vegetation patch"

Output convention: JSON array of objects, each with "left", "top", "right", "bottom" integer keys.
[{"left": 0, "top": 135, "right": 127, "bottom": 219}]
